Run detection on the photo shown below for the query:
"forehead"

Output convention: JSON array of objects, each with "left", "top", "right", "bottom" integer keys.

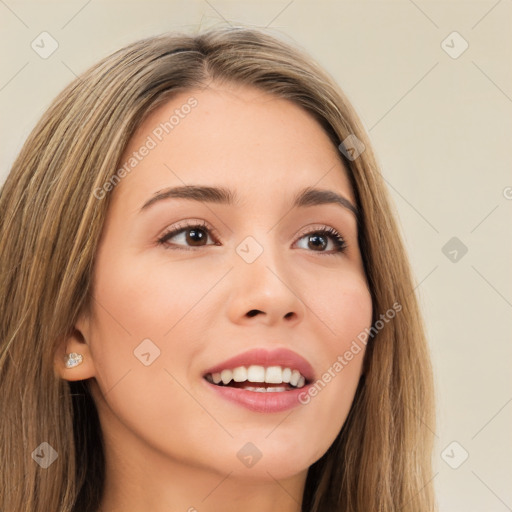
[{"left": 112, "top": 83, "right": 355, "bottom": 211}]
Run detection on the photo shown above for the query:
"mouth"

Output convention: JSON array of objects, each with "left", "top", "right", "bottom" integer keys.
[
  {"left": 201, "top": 347, "right": 314, "bottom": 412},
  {"left": 204, "top": 364, "right": 308, "bottom": 392}
]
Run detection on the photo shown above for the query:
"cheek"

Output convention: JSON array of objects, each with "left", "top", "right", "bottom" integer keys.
[
  {"left": 290, "top": 266, "right": 372, "bottom": 453},
  {"left": 299, "top": 263, "right": 373, "bottom": 344},
  {"left": 86, "top": 250, "right": 233, "bottom": 424},
  {"left": 87, "top": 251, "right": 226, "bottom": 465},
  {"left": 322, "top": 268, "right": 372, "bottom": 390},
  {"left": 90, "top": 248, "right": 230, "bottom": 341},
  {"left": 86, "top": 249, "right": 204, "bottom": 395}
]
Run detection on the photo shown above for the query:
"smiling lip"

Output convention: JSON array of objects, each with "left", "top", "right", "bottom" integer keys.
[
  {"left": 202, "top": 347, "right": 315, "bottom": 381},
  {"left": 203, "top": 380, "right": 311, "bottom": 413},
  {"left": 202, "top": 347, "right": 314, "bottom": 413}
]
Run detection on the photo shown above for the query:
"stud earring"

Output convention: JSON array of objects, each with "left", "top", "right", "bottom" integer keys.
[{"left": 64, "top": 352, "right": 83, "bottom": 369}]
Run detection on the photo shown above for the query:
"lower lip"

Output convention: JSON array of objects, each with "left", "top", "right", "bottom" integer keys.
[{"left": 203, "top": 379, "right": 311, "bottom": 413}]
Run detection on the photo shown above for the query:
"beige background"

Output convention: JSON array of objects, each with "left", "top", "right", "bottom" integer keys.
[{"left": 1, "top": 1, "right": 511, "bottom": 510}]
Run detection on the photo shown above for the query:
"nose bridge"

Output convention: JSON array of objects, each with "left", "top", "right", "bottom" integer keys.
[
  {"left": 235, "top": 232, "right": 286, "bottom": 286},
  {"left": 227, "top": 232, "right": 304, "bottom": 324}
]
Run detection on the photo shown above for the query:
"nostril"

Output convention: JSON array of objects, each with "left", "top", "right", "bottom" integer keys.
[
  {"left": 284, "top": 312, "right": 295, "bottom": 320},
  {"left": 246, "top": 309, "right": 262, "bottom": 318}
]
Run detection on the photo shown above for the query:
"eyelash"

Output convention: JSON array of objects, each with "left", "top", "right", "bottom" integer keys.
[{"left": 157, "top": 221, "right": 348, "bottom": 255}]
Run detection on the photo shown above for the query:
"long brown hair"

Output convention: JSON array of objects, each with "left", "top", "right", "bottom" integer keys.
[{"left": 0, "top": 27, "right": 435, "bottom": 511}]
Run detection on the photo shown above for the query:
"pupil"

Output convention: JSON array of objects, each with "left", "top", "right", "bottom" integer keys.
[
  {"left": 309, "top": 234, "right": 327, "bottom": 250},
  {"left": 187, "top": 229, "right": 206, "bottom": 245}
]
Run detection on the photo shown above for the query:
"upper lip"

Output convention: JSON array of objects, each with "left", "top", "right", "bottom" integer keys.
[{"left": 203, "top": 347, "right": 315, "bottom": 382}]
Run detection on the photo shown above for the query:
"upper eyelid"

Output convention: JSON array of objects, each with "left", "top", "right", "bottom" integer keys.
[
  {"left": 158, "top": 219, "right": 220, "bottom": 240},
  {"left": 294, "top": 223, "right": 344, "bottom": 238}
]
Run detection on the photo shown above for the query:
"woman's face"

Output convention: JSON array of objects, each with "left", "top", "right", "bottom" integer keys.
[{"left": 80, "top": 83, "right": 372, "bottom": 482}]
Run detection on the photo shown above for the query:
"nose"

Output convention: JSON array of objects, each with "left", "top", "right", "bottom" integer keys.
[{"left": 225, "top": 247, "right": 305, "bottom": 327}]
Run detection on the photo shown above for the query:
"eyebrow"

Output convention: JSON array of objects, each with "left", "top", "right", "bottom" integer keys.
[
  {"left": 292, "top": 187, "right": 359, "bottom": 220},
  {"left": 140, "top": 185, "right": 359, "bottom": 219},
  {"left": 140, "top": 185, "right": 236, "bottom": 211}
]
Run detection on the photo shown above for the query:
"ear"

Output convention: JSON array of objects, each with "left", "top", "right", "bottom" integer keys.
[{"left": 54, "top": 314, "right": 97, "bottom": 381}]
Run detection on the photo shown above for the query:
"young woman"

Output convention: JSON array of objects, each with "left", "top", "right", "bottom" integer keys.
[{"left": 0, "top": 27, "right": 435, "bottom": 512}]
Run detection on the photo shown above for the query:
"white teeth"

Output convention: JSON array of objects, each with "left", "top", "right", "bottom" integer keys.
[
  {"left": 266, "top": 386, "right": 287, "bottom": 392},
  {"left": 281, "top": 367, "right": 292, "bottom": 383},
  {"left": 265, "top": 366, "right": 283, "bottom": 383},
  {"left": 221, "top": 369, "right": 233, "bottom": 385},
  {"left": 206, "top": 365, "right": 308, "bottom": 388},
  {"left": 244, "top": 386, "right": 288, "bottom": 393},
  {"left": 232, "top": 366, "right": 248, "bottom": 382},
  {"left": 247, "top": 365, "right": 265, "bottom": 383},
  {"left": 289, "top": 370, "right": 300, "bottom": 387}
]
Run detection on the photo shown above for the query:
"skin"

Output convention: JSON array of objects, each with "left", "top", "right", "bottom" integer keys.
[{"left": 55, "top": 83, "right": 373, "bottom": 512}]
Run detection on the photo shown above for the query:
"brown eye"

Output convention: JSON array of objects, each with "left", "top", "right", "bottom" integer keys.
[
  {"left": 295, "top": 227, "right": 347, "bottom": 254},
  {"left": 186, "top": 228, "right": 208, "bottom": 246},
  {"left": 306, "top": 233, "right": 328, "bottom": 251},
  {"left": 157, "top": 222, "right": 219, "bottom": 249}
]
